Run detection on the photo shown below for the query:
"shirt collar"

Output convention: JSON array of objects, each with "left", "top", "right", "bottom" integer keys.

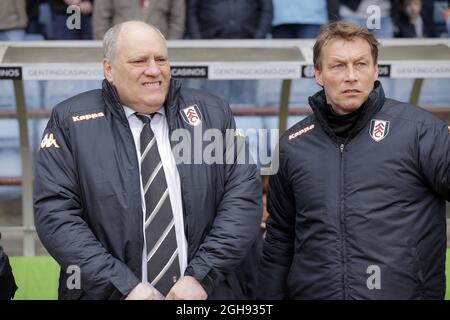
[{"left": 122, "top": 105, "right": 165, "bottom": 120}]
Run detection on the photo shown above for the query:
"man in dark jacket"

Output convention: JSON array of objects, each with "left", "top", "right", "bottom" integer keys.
[
  {"left": 185, "top": 0, "right": 272, "bottom": 106},
  {"left": 394, "top": 0, "right": 430, "bottom": 37},
  {"left": 0, "top": 233, "right": 17, "bottom": 300},
  {"left": 49, "top": 0, "right": 93, "bottom": 40},
  {"left": 186, "top": 0, "right": 272, "bottom": 39},
  {"left": 421, "top": 0, "right": 450, "bottom": 37},
  {"left": 34, "top": 21, "right": 262, "bottom": 300},
  {"left": 259, "top": 21, "right": 450, "bottom": 299}
]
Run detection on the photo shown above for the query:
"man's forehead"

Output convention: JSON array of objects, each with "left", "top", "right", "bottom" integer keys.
[
  {"left": 120, "top": 22, "right": 160, "bottom": 38},
  {"left": 116, "top": 27, "right": 167, "bottom": 57},
  {"left": 120, "top": 40, "right": 167, "bottom": 56},
  {"left": 323, "top": 38, "right": 372, "bottom": 61}
]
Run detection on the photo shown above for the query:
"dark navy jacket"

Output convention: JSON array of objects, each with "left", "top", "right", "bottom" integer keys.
[
  {"left": 0, "top": 245, "right": 17, "bottom": 300},
  {"left": 394, "top": 10, "right": 430, "bottom": 38},
  {"left": 187, "top": 0, "right": 273, "bottom": 39},
  {"left": 34, "top": 79, "right": 262, "bottom": 300},
  {"left": 259, "top": 82, "right": 450, "bottom": 299}
]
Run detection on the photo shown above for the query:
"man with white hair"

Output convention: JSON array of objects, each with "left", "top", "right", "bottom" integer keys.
[{"left": 34, "top": 21, "right": 261, "bottom": 300}]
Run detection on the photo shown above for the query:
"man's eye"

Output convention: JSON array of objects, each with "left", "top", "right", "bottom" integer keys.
[
  {"left": 357, "top": 62, "right": 366, "bottom": 67},
  {"left": 332, "top": 64, "right": 343, "bottom": 69}
]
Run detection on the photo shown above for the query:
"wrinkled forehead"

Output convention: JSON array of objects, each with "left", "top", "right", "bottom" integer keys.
[
  {"left": 322, "top": 37, "right": 373, "bottom": 62},
  {"left": 115, "top": 25, "right": 168, "bottom": 59}
]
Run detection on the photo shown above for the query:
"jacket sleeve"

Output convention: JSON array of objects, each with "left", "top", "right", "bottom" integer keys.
[
  {"left": 184, "top": 102, "right": 262, "bottom": 296},
  {"left": 254, "top": 0, "right": 273, "bottom": 39},
  {"left": 33, "top": 110, "right": 140, "bottom": 299},
  {"left": 167, "top": 0, "right": 186, "bottom": 39},
  {"left": 418, "top": 121, "right": 450, "bottom": 201},
  {"left": 186, "top": 0, "right": 202, "bottom": 39},
  {"left": 0, "top": 246, "right": 17, "bottom": 300},
  {"left": 258, "top": 144, "right": 296, "bottom": 299},
  {"left": 92, "top": 0, "right": 113, "bottom": 40}
]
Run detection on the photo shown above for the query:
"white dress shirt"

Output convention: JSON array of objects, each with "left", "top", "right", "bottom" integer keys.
[{"left": 122, "top": 105, "right": 188, "bottom": 283}]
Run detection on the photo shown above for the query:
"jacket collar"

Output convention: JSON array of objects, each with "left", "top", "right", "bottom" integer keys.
[
  {"left": 308, "top": 80, "right": 386, "bottom": 144},
  {"left": 102, "top": 78, "right": 182, "bottom": 126},
  {"left": 164, "top": 78, "right": 182, "bottom": 129}
]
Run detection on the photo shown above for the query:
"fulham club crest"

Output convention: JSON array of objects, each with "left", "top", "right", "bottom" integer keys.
[
  {"left": 369, "top": 119, "right": 390, "bottom": 142},
  {"left": 181, "top": 104, "right": 202, "bottom": 126}
]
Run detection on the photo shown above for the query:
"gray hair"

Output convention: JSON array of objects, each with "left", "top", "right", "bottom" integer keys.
[{"left": 102, "top": 21, "right": 167, "bottom": 63}]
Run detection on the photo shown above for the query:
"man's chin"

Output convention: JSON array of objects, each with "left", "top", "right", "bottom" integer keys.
[
  {"left": 144, "top": 99, "right": 165, "bottom": 110},
  {"left": 343, "top": 101, "right": 364, "bottom": 113},
  {"left": 336, "top": 105, "right": 361, "bottom": 115}
]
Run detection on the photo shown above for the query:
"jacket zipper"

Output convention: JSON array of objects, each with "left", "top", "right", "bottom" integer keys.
[{"left": 339, "top": 143, "right": 348, "bottom": 299}]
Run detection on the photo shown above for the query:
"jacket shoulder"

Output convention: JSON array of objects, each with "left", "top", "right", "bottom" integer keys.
[
  {"left": 180, "top": 87, "right": 227, "bottom": 107},
  {"left": 179, "top": 86, "right": 230, "bottom": 117},
  {"left": 381, "top": 99, "right": 445, "bottom": 126},
  {"left": 51, "top": 89, "right": 104, "bottom": 124},
  {"left": 279, "top": 115, "right": 315, "bottom": 148},
  {"left": 52, "top": 89, "right": 104, "bottom": 114}
]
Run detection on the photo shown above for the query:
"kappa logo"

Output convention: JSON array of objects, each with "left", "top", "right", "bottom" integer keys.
[
  {"left": 40, "top": 133, "right": 60, "bottom": 149},
  {"left": 72, "top": 112, "right": 104, "bottom": 122},
  {"left": 369, "top": 119, "right": 390, "bottom": 142},
  {"left": 181, "top": 105, "right": 202, "bottom": 126},
  {"left": 288, "top": 124, "right": 315, "bottom": 141}
]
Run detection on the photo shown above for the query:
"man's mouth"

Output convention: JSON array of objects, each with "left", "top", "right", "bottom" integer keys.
[
  {"left": 143, "top": 81, "right": 161, "bottom": 88},
  {"left": 342, "top": 89, "right": 361, "bottom": 94}
]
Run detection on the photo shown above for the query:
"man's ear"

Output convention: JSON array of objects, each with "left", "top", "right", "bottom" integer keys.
[
  {"left": 314, "top": 68, "right": 323, "bottom": 87},
  {"left": 373, "top": 63, "right": 379, "bottom": 81},
  {"left": 103, "top": 58, "right": 114, "bottom": 83}
]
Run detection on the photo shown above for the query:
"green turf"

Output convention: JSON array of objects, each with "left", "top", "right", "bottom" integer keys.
[
  {"left": 7, "top": 250, "right": 450, "bottom": 299},
  {"left": 9, "top": 256, "right": 60, "bottom": 300},
  {"left": 446, "top": 249, "right": 450, "bottom": 300}
]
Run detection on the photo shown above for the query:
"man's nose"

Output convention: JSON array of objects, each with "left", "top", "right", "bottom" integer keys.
[
  {"left": 143, "top": 60, "right": 161, "bottom": 76},
  {"left": 345, "top": 65, "right": 358, "bottom": 82}
]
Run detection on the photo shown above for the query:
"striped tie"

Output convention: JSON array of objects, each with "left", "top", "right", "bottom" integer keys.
[{"left": 135, "top": 113, "right": 180, "bottom": 296}]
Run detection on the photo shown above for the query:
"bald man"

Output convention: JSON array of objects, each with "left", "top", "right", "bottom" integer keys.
[{"left": 34, "top": 21, "right": 262, "bottom": 300}]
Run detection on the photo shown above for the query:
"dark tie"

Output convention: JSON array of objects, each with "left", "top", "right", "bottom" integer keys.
[{"left": 135, "top": 113, "right": 180, "bottom": 295}]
